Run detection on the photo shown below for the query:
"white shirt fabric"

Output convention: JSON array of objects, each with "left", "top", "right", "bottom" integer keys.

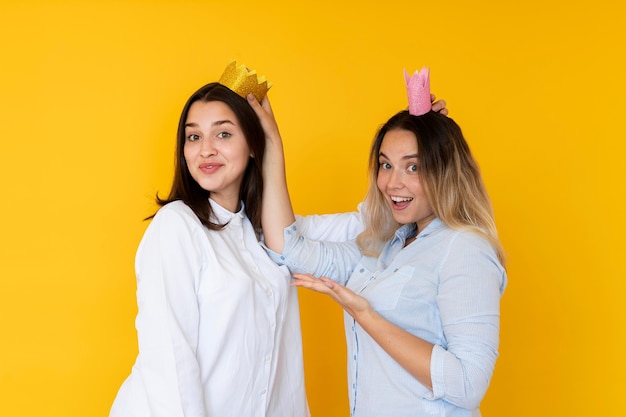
[{"left": 110, "top": 199, "right": 309, "bottom": 417}]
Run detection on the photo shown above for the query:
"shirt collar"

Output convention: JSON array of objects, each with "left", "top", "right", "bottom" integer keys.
[
  {"left": 393, "top": 217, "right": 444, "bottom": 243},
  {"left": 209, "top": 198, "right": 246, "bottom": 225}
]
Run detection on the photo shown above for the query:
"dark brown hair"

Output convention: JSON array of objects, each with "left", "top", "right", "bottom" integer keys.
[{"left": 153, "top": 82, "right": 265, "bottom": 236}]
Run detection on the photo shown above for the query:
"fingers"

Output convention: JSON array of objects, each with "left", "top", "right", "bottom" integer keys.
[
  {"left": 431, "top": 99, "right": 445, "bottom": 111},
  {"left": 247, "top": 93, "right": 265, "bottom": 117},
  {"left": 430, "top": 93, "right": 449, "bottom": 116},
  {"left": 291, "top": 273, "right": 335, "bottom": 293},
  {"left": 247, "top": 93, "right": 281, "bottom": 140},
  {"left": 431, "top": 99, "right": 449, "bottom": 116},
  {"left": 248, "top": 94, "right": 274, "bottom": 117},
  {"left": 318, "top": 277, "right": 336, "bottom": 289},
  {"left": 260, "top": 95, "right": 274, "bottom": 115},
  {"left": 291, "top": 273, "right": 323, "bottom": 286}
]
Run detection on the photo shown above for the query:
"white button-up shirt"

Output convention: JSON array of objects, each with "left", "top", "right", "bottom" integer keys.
[{"left": 110, "top": 200, "right": 309, "bottom": 417}]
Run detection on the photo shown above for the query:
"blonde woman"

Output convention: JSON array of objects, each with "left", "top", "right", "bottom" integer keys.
[{"left": 250, "top": 86, "right": 506, "bottom": 417}]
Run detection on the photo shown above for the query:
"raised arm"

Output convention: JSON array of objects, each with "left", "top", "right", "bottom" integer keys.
[
  {"left": 249, "top": 92, "right": 446, "bottom": 248},
  {"left": 247, "top": 94, "right": 294, "bottom": 253}
]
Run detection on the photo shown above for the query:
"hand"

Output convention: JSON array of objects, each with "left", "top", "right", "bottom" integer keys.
[
  {"left": 430, "top": 93, "right": 448, "bottom": 116},
  {"left": 291, "top": 273, "right": 371, "bottom": 319},
  {"left": 247, "top": 93, "right": 287, "bottom": 176},
  {"left": 247, "top": 94, "right": 283, "bottom": 152}
]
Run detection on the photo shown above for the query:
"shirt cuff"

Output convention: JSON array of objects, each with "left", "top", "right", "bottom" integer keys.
[
  {"left": 425, "top": 343, "right": 447, "bottom": 400},
  {"left": 260, "top": 222, "right": 299, "bottom": 266}
]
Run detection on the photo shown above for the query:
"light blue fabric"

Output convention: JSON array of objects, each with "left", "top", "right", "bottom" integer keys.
[
  {"left": 265, "top": 218, "right": 507, "bottom": 417},
  {"left": 295, "top": 205, "right": 364, "bottom": 242}
]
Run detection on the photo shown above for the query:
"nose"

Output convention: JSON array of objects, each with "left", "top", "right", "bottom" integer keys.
[
  {"left": 200, "top": 138, "right": 216, "bottom": 157},
  {"left": 387, "top": 168, "right": 404, "bottom": 189}
]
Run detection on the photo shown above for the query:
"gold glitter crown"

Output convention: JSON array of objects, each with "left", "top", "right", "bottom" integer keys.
[{"left": 218, "top": 60, "right": 271, "bottom": 102}]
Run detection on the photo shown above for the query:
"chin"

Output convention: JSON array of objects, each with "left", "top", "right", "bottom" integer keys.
[{"left": 391, "top": 214, "right": 413, "bottom": 225}]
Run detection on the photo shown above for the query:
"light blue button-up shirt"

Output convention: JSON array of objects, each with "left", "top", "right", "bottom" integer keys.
[{"left": 266, "top": 218, "right": 507, "bottom": 417}]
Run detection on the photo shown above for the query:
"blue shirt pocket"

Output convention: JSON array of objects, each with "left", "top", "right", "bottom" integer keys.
[{"left": 364, "top": 265, "right": 415, "bottom": 311}]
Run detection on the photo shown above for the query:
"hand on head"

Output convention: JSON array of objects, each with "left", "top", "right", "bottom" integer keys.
[
  {"left": 430, "top": 93, "right": 448, "bottom": 116},
  {"left": 246, "top": 94, "right": 282, "bottom": 147}
]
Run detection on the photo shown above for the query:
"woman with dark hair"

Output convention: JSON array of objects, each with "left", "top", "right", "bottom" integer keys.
[
  {"left": 110, "top": 79, "right": 309, "bottom": 417},
  {"left": 251, "top": 70, "right": 507, "bottom": 417}
]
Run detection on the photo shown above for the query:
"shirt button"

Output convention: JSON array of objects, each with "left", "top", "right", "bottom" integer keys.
[
  {"left": 267, "top": 290, "right": 273, "bottom": 296},
  {"left": 261, "top": 389, "right": 267, "bottom": 395},
  {"left": 359, "top": 268, "right": 364, "bottom": 273}
]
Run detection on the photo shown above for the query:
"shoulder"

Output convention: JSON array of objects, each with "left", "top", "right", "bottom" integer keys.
[
  {"left": 152, "top": 201, "right": 202, "bottom": 226},
  {"left": 447, "top": 228, "right": 494, "bottom": 253},
  {"left": 154, "top": 200, "right": 196, "bottom": 218},
  {"left": 438, "top": 227, "right": 505, "bottom": 275},
  {"left": 145, "top": 200, "right": 205, "bottom": 240},
  {"left": 136, "top": 201, "right": 208, "bottom": 262}
]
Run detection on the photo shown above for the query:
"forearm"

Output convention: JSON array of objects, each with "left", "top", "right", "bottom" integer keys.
[
  {"left": 248, "top": 94, "right": 296, "bottom": 253},
  {"left": 261, "top": 138, "right": 295, "bottom": 252},
  {"left": 296, "top": 208, "right": 365, "bottom": 242},
  {"left": 354, "top": 306, "right": 434, "bottom": 390}
]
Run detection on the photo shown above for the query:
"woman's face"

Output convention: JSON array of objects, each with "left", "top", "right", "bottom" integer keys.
[
  {"left": 183, "top": 100, "right": 252, "bottom": 212},
  {"left": 376, "top": 128, "right": 434, "bottom": 231}
]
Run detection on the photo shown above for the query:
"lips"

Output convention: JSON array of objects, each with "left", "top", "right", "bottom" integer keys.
[
  {"left": 199, "top": 162, "right": 222, "bottom": 174},
  {"left": 390, "top": 195, "right": 413, "bottom": 210}
]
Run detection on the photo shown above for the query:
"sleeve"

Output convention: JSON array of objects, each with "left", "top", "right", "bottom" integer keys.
[
  {"left": 427, "top": 233, "right": 507, "bottom": 410},
  {"left": 263, "top": 222, "right": 363, "bottom": 285},
  {"left": 295, "top": 203, "right": 365, "bottom": 242},
  {"left": 133, "top": 206, "right": 207, "bottom": 417}
]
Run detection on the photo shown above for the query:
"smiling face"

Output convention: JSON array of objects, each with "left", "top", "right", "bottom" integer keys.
[
  {"left": 183, "top": 100, "right": 252, "bottom": 212},
  {"left": 376, "top": 128, "right": 434, "bottom": 231}
]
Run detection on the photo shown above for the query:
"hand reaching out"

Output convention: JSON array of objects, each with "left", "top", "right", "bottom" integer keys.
[
  {"left": 292, "top": 272, "right": 435, "bottom": 389},
  {"left": 291, "top": 273, "right": 372, "bottom": 319}
]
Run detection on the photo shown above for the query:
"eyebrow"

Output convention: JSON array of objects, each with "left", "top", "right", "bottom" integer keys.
[
  {"left": 184, "top": 120, "right": 235, "bottom": 128},
  {"left": 378, "top": 152, "right": 420, "bottom": 160}
]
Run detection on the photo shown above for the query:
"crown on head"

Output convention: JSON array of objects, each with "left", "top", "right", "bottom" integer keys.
[
  {"left": 404, "top": 67, "right": 431, "bottom": 116},
  {"left": 218, "top": 60, "right": 271, "bottom": 102}
]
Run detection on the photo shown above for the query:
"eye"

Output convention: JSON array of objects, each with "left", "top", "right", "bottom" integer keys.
[
  {"left": 186, "top": 133, "right": 200, "bottom": 141},
  {"left": 379, "top": 161, "right": 391, "bottom": 170},
  {"left": 407, "top": 164, "right": 419, "bottom": 173},
  {"left": 217, "top": 131, "right": 232, "bottom": 139}
]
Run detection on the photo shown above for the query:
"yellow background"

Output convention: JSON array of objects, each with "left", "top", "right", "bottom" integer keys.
[{"left": 1, "top": 0, "right": 624, "bottom": 416}]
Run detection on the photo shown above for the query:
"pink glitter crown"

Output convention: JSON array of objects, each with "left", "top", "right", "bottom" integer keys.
[{"left": 404, "top": 67, "right": 431, "bottom": 116}]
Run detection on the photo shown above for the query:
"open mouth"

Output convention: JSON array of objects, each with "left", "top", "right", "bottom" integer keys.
[
  {"left": 390, "top": 196, "right": 413, "bottom": 208},
  {"left": 391, "top": 196, "right": 413, "bottom": 203}
]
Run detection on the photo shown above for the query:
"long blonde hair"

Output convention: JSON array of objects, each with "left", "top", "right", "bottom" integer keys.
[{"left": 356, "top": 110, "right": 505, "bottom": 266}]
